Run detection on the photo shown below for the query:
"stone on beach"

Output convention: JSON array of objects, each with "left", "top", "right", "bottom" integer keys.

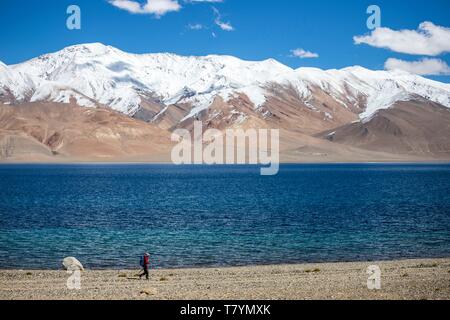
[
  {"left": 62, "top": 257, "right": 84, "bottom": 271},
  {"left": 140, "top": 288, "right": 157, "bottom": 296}
]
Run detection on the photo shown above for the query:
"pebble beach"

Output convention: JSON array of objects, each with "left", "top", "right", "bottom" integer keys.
[{"left": 1, "top": 258, "right": 449, "bottom": 300}]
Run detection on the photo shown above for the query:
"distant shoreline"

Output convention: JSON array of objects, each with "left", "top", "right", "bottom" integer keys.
[
  {"left": 1, "top": 161, "right": 450, "bottom": 165},
  {"left": 2, "top": 256, "right": 450, "bottom": 271},
  {"left": 1, "top": 258, "right": 449, "bottom": 300}
]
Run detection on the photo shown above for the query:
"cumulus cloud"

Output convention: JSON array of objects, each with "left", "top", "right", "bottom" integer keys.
[
  {"left": 109, "top": 0, "right": 181, "bottom": 17},
  {"left": 385, "top": 58, "right": 450, "bottom": 75},
  {"left": 354, "top": 22, "right": 450, "bottom": 56},
  {"left": 290, "top": 48, "right": 319, "bottom": 59}
]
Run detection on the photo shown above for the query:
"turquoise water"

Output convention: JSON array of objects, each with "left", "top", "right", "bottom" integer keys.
[{"left": 0, "top": 164, "right": 449, "bottom": 269}]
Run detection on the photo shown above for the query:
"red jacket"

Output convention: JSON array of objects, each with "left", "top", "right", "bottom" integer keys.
[{"left": 143, "top": 255, "right": 150, "bottom": 268}]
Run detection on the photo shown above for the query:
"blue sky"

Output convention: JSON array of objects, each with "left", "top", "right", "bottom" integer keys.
[{"left": 1, "top": 0, "right": 449, "bottom": 82}]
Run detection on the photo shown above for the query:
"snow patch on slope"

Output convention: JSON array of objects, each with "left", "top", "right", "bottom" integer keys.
[
  {"left": 296, "top": 65, "right": 450, "bottom": 120},
  {"left": 30, "top": 82, "right": 97, "bottom": 108},
  {"left": 0, "top": 61, "right": 35, "bottom": 101}
]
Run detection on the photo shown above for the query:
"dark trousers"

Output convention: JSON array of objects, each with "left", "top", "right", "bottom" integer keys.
[{"left": 140, "top": 266, "right": 149, "bottom": 280}]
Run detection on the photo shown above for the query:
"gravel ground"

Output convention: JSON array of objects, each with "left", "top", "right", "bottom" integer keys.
[{"left": 0, "top": 258, "right": 449, "bottom": 300}]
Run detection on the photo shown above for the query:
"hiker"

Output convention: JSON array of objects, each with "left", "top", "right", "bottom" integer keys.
[{"left": 139, "top": 252, "right": 150, "bottom": 280}]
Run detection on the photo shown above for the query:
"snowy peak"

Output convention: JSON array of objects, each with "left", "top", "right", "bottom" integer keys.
[
  {"left": 0, "top": 60, "right": 35, "bottom": 102},
  {"left": 1, "top": 43, "right": 450, "bottom": 122},
  {"left": 10, "top": 43, "right": 294, "bottom": 115}
]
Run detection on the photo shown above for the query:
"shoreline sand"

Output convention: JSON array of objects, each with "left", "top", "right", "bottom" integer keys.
[
  {"left": 1, "top": 258, "right": 449, "bottom": 300},
  {"left": 2, "top": 160, "right": 450, "bottom": 164}
]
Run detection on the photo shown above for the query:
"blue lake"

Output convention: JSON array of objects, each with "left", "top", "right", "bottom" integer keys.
[{"left": 0, "top": 164, "right": 449, "bottom": 269}]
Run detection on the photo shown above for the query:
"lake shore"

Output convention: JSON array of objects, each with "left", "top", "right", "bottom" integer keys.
[
  {"left": 2, "top": 159, "right": 450, "bottom": 164},
  {"left": 1, "top": 258, "right": 449, "bottom": 300}
]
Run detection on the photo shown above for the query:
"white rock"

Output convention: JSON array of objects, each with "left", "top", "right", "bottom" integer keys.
[{"left": 62, "top": 257, "right": 84, "bottom": 271}]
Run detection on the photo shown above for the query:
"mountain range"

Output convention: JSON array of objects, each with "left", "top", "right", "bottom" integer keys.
[{"left": 1, "top": 43, "right": 450, "bottom": 162}]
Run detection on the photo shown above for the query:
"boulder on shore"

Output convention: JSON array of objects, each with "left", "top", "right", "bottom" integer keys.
[{"left": 62, "top": 257, "right": 84, "bottom": 271}]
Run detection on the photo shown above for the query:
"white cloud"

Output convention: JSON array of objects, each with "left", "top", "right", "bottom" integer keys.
[
  {"left": 385, "top": 58, "right": 450, "bottom": 75},
  {"left": 186, "top": 0, "right": 223, "bottom": 2},
  {"left": 215, "top": 20, "right": 234, "bottom": 31},
  {"left": 212, "top": 7, "right": 234, "bottom": 31},
  {"left": 109, "top": 0, "right": 233, "bottom": 33},
  {"left": 290, "top": 48, "right": 319, "bottom": 59},
  {"left": 109, "top": 0, "right": 181, "bottom": 17},
  {"left": 109, "top": 0, "right": 142, "bottom": 13},
  {"left": 354, "top": 22, "right": 450, "bottom": 56}
]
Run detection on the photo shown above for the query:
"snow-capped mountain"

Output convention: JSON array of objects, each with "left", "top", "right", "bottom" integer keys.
[
  {"left": 293, "top": 66, "right": 450, "bottom": 120},
  {"left": 2, "top": 43, "right": 450, "bottom": 162},
  {"left": 0, "top": 61, "right": 35, "bottom": 102},
  {"left": 8, "top": 43, "right": 292, "bottom": 116},
  {"left": 2, "top": 43, "right": 449, "bottom": 125}
]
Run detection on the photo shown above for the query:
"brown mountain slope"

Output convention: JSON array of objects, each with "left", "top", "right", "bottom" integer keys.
[
  {"left": 1, "top": 98, "right": 450, "bottom": 163},
  {"left": 0, "top": 102, "right": 173, "bottom": 162},
  {"left": 317, "top": 100, "right": 450, "bottom": 159}
]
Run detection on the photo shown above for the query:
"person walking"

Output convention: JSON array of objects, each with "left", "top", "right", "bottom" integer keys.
[{"left": 139, "top": 252, "right": 150, "bottom": 280}]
